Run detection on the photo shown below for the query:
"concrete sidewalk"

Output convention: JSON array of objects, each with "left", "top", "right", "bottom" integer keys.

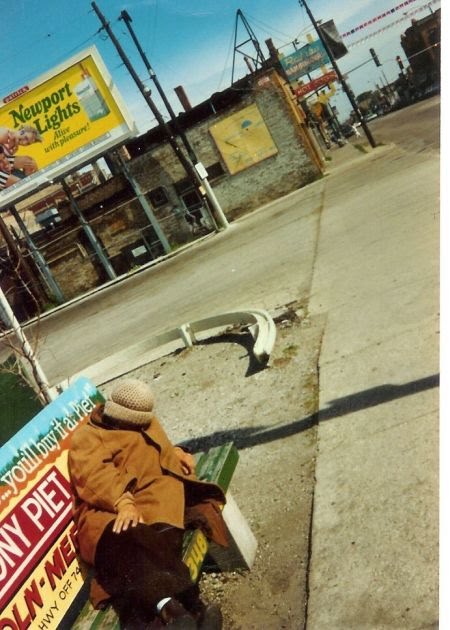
[{"left": 306, "top": 142, "right": 439, "bottom": 628}]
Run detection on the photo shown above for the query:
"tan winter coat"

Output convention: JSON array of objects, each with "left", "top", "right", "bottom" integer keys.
[{"left": 68, "top": 409, "right": 226, "bottom": 567}]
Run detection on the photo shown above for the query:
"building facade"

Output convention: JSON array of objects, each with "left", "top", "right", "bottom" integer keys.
[
  {"left": 400, "top": 9, "right": 440, "bottom": 92},
  {"left": 126, "top": 69, "right": 323, "bottom": 222}
]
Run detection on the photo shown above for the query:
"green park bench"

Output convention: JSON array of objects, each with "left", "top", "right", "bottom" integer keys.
[
  {"left": 71, "top": 442, "right": 253, "bottom": 629},
  {"left": 0, "top": 378, "right": 256, "bottom": 630}
]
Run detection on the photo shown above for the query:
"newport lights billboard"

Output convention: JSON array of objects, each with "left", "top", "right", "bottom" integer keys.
[{"left": 0, "top": 46, "right": 137, "bottom": 209}]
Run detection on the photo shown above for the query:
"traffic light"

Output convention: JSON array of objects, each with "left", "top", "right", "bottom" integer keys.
[
  {"left": 369, "top": 48, "right": 381, "bottom": 67},
  {"left": 396, "top": 55, "right": 404, "bottom": 71}
]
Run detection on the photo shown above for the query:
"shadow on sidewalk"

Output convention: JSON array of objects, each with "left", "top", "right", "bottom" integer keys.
[{"left": 182, "top": 373, "right": 439, "bottom": 452}]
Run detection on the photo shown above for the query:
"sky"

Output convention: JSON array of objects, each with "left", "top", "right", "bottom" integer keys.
[{"left": 1, "top": 0, "right": 441, "bottom": 133}]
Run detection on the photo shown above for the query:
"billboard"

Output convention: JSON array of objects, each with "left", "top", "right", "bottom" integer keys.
[
  {"left": 0, "top": 47, "right": 137, "bottom": 210},
  {"left": 280, "top": 40, "right": 329, "bottom": 81},
  {"left": 0, "top": 377, "right": 103, "bottom": 629}
]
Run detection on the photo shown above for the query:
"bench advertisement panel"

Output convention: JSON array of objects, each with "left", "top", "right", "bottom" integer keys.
[
  {"left": 0, "top": 378, "right": 102, "bottom": 629},
  {"left": 0, "top": 46, "right": 136, "bottom": 210}
]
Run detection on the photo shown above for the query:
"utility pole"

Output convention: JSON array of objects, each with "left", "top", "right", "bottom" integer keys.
[
  {"left": 299, "top": 0, "right": 377, "bottom": 148},
  {"left": 92, "top": 3, "right": 229, "bottom": 230},
  {"left": 368, "top": 48, "right": 395, "bottom": 101},
  {"left": 119, "top": 9, "right": 228, "bottom": 231},
  {"left": 119, "top": 10, "right": 196, "bottom": 163}
]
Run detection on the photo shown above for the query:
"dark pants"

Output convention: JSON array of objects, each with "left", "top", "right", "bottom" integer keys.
[{"left": 95, "top": 522, "right": 197, "bottom": 622}]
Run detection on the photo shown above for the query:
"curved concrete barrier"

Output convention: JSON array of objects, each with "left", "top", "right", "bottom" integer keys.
[
  {"left": 61, "top": 309, "right": 276, "bottom": 389},
  {"left": 183, "top": 309, "right": 277, "bottom": 364}
]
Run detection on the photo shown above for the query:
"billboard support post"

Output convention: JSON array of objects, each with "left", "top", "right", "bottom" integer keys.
[
  {"left": 117, "top": 153, "right": 171, "bottom": 255},
  {"left": 0, "top": 212, "right": 50, "bottom": 309},
  {"left": 61, "top": 179, "right": 117, "bottom": 281},
  {"left": 8, "top": 206, "right": 65, "bottom": 304}
]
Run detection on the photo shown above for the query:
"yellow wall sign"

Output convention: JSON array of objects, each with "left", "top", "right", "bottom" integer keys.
[
  {"left": 209, "top": 104, "right": 278, "bottom": 175},
  {"left": 0, "top": 47, "right": 136, "bottom": 210}
]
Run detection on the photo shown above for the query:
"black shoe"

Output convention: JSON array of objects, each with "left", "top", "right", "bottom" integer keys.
[
  {"left": 197, "top": 604, "right": 223, "bottom": 630},
  {"left": 186, "top": 599, "right": 223, "bottom": 630},
  {"left": 159, "top": 599, "right": 197, "bottom": 628}
]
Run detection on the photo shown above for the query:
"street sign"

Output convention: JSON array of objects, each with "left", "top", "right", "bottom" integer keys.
[{"left": 294, "top": 71, "right": 338, "bottom": 99}]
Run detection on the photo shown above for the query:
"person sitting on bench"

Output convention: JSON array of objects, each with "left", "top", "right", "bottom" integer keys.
[{"left": 69, "top": 378, "right": 227, "bottom": 629}]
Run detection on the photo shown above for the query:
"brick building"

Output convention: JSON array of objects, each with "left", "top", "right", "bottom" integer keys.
[
  {"left": 400, "top": 9, "right": 440, "bottom": 91},
  {"left": 125, "top": 68, "right": 323, "bottom": 222}
]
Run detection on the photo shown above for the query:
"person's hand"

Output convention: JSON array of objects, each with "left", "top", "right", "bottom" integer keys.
[
  {"left": 5, "top": 132, "right": 19, "bottom": 154},
  {"left": 14, "top": 155, "right": 38, "bottom": 175},
  {"left": 113, "top": 503, "right": 144, "bottom": 534},
  {"left": 174, "top": 447, "right": 196, "bottom": 475}
]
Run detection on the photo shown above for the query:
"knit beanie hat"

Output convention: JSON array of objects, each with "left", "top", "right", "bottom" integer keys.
[{"left": 104, "top": 379, "right": 154, "bottom": 427}]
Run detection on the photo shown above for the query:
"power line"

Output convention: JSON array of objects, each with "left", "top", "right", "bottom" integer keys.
[
  {"left": 341, "top": 0, "right": 434, "bottom": 38},
  {"left": 148, "top": 0, "right": 160, "bottom": 58},
  {"left": 216, "top": 24, "right": 237, "bottom": 92},
  {"left": 0, "top": 8, "right": 102, "bottom": 92},
  {"left": 244, "top": 12, "right": 297, "bottom": 41}
]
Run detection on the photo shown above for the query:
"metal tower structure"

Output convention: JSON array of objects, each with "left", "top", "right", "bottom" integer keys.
[{"left": 231, "top": 9, "right": 266, "bottom": 84}]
